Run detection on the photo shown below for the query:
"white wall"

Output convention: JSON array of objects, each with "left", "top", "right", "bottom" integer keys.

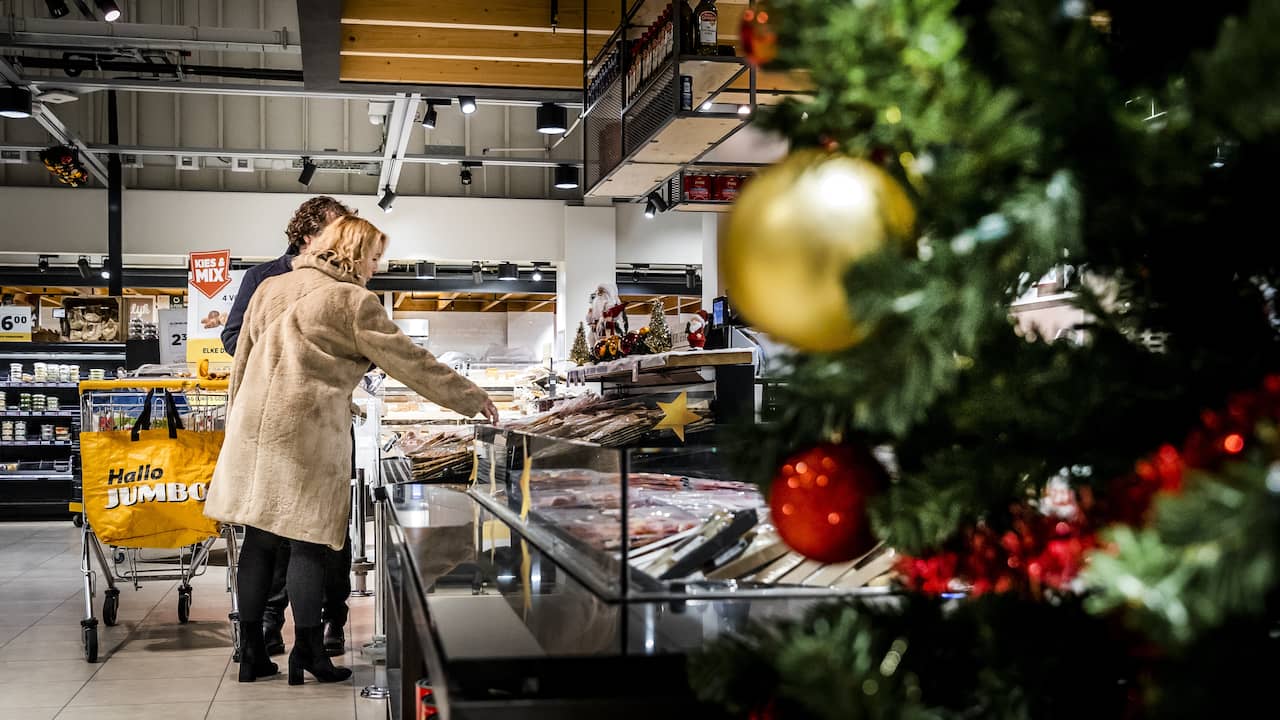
[
  {"left": 557, "top": 205, "right": 617, "bottom": 358},
  {"left": 391, "top": 311, "right": 509, "bottom": 359},
  {"left": 614, "top": 202, "right": 706, "bottom": 265},
  {"left": 0, "top": 188, "right": 567, "bottom": 262},
  {"left": 507, "top": 312, "right": 556, "bottom": 362}
]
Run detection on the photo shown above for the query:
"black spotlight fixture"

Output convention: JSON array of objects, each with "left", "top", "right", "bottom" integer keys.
[
  {"left": 472, "top": 262, "right": 484, "bottom": 285},
  {"left": 632, "top": 264, "right": 648, "bottom": 283},
  {"left": 0, "top": 86, "right": 32, "bottom": 119},
  {"left": 377, "top": 185, "right": 396, "bottom": 213},
  {"left": 298, "top": 156, "right": 317, "bottom": 186},
  {"left": 38, "top": 255, "right": 50, "bottom": 273},
  {"left": 536, "top": 102, "right": 567, "bottom": 134},
  {"left": 643, "top": 191, "right": 668, "bottom": 219},
  {"left": 460, "top": 163, "right": 478, "bottom": 186},
  {"left": 498, "top": 262, "right": 519, "bottom": 281},
  {"left": 686, "top": 266, "right": 699, "bottom": 289},
  {"left": 77, "top": 256, "right": 92, "bottom": 281},
  {"left": 531, "top": 263, "right": 544, "bottom": 282},
  {"left": 553, "top": 164, "right": 579, "bottom": 190},
  {"left": 94, "top": 0, "right": 121, "bottom": 22},
  {"left": 416, "top": 261, "right": 436, "bottom": 279},
  {"left": 421, "top": 103, "right": 438, "bottom": 130},
  {"left": 44, "top": 0, "right": 70, "bottom": 18},
  {"left": 100, "top": 257, "right": 111, "bottom": 280},
  {"left": 458, "top": 95, "right": 477, "bottom": 115}
]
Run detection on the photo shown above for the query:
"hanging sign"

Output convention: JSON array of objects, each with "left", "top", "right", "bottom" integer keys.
[
  {"left": 186, "top": 250, "right": 243, "bottom": 364},
  {"left": 0, "top": 306, "right": 34, "bottom": 342}
]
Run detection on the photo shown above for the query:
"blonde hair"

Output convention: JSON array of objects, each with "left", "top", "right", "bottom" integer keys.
[{"left": 303, "top": 215, "right": 387, "bottom": 283}]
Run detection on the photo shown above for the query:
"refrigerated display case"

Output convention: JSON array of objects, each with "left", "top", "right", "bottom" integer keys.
[{"left": 379, "top": 430, "right": 896, "bottom": 719}]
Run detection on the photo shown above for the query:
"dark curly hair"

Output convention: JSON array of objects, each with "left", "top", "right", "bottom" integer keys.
[{"left": 285, "top": 196, "right": 354, "bottom": 252}]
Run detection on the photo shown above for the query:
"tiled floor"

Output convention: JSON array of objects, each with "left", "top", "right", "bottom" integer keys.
[{"left": 0, "top": 521, "right": 388, "bottom": 720}]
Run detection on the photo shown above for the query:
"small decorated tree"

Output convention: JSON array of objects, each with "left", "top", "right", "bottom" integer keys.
[
  {"left": 569, "top": 322, "right": 590, "bottom": 366},
  {"left": 644, "top": 300, "right": 673, "bottom": 353}
]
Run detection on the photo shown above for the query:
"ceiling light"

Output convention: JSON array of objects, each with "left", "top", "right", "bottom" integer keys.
[
  {"left": 686, "top": 266, "right": 698, "bottom": 289},
  {"left": 458, "top": 95, "right": 477, "bottom": 115},
  {"left": 460, "top": 166, "right": 473, "bottom": 185},
  {"left": 644, "top": 191, "right": 668, "bottom": 218},
  {"left": 553, "top": 164, "right": 579, "bottom": 189},
  {"left": 416, "top": 261, "right": 436, "bottom": 279},
  {"left": 77, "top": 256, "right": 91, "bottom": 280},
  {"left": 738, "top": 104, "right": 752, "bottom": 116},
  {"left": 38, "top": 256, "right": 50, "bottom": 273},
  {"left": 472, "top": 262, "right": 484, "bottom": 285},
  {"left": 531, "top": 264, "right": 543, "bottom": 282},
  {"left": 95, "top": 0, "right": 121, "bottom": 22},
  {"left": 701, "top": 101, "right": 713, "bottom": 111},
  {"left": 44, "top": 0, "right": 69, "bottom": 18},
  {"left": 377, "top": 186, "right": 396, "bottom": 213},
  {"left": 1210, "top": 146, "right": 1226, "bottom": 169},
  {"left": 0, "top": 86, "right": 32, "bottom": 119},
  {"left": 536, "top": 103, "right": 567, "bottom": 134},
  {"left": 298, "top": 157, "right": 317, "bottom": 186},
  {"left": 498, "top": 262, "right": 519, "bottom": 281},
  {"left": 421, "top": 104, "right": 438, "bottom": 130}
]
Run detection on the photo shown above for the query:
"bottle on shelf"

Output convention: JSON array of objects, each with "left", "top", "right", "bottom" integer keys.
[
  {"left": 694, "top": 0, "right": 718, "bottom": 55},
  {"left": 680, "top": 0, "right": 695, "bottom": 53}
]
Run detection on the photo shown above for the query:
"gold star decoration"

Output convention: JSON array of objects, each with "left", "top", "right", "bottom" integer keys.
[{"left": 654, "top": 391, "right": 702, "bottom": 442}]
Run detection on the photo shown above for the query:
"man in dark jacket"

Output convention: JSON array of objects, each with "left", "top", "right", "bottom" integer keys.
[{"left": 222, "top": 196, "right": 355, "bottom": 657}]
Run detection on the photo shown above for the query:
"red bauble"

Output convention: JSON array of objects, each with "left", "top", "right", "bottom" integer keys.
[
  {"left": 740, "top": 5, "right": 777, "bottom": 67},
  {"left": 768, "top": 442, "right": 885, "bottom": 562}
]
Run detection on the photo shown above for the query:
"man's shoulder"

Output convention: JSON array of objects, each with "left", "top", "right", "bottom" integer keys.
[{"left": 245, "top": 255, "right": 292, "bottom": 283}]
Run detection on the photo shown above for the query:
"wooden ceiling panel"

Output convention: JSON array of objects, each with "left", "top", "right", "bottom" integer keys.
[
  {"left": 341, "top": 55, "right": 583, "bottom": 89},
  {"left": 341, "top": 25, "right": 606, "bottom": 64},
  {"left": 342, "top": 0, "right": 619, "bottom": 34}
]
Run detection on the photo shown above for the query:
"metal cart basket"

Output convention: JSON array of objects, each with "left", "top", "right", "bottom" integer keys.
[{"left": 75, "top": 378, "right": 241, "bottom": 663}]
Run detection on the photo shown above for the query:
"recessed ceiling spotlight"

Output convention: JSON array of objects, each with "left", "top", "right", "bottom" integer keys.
[
  {"left": 737, "top": 104, "right": 751, "bottom": 116},
  {"left": 94, "top": 0, "right": 121, "bottom": 22},
  {"left": 536, "top": 102, "right": 567, "bottom": 134},
  {"left": 553, "top": 164, "right": 579, "bottom": 190}
]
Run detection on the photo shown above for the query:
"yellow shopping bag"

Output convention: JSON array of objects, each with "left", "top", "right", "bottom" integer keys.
[{"left": 80, "top": 389, "right": 223, "bottom": 549}]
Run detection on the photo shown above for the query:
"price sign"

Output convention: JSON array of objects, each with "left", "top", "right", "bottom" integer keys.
[
  {"left": 158, "top": 308, "right": 187, "bottom": 365},
  {"left": 0, "top": 306, "right": 34, "bottom": 342}
]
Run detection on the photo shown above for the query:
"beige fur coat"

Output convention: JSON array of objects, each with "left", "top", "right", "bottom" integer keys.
[{"left": 205, "top": 255, "right": 490, "bottom": 549}]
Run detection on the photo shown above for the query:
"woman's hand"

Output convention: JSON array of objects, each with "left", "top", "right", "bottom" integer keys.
[{"left": 480, "top": 399, "right": 500, "bottom": 426}]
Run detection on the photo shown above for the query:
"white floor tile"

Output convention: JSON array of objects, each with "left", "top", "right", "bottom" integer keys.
[{"left": 54, "top": 701, "right": 211, "bottom": 720}]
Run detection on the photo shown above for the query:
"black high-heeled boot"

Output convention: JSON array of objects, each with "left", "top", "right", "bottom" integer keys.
[
  {"left": 238, "top": 620, "right": 280, "bottom": 682},
  {"left": 288, "top": 625, "right": 353, "bottom": 685}
]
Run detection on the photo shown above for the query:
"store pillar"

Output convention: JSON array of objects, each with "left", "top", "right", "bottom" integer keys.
[
  {"left": 700, "top": 213, "right": 720, "bottom": 311},
  {"left": 557, "top": 205, "right": 617, "bottom": 360}
]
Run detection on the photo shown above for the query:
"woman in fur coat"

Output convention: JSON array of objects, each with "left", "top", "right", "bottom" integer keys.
[{"left": 206, "top": 216, "right": 498, "bottom": 685}]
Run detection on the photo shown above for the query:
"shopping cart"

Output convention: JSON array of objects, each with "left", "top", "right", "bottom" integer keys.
[{"left": 74, "top": 378, "right": 241, "bottom": 663}]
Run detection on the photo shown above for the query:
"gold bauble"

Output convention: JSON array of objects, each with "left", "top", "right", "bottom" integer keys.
[{"left": 720, "top": 151, "right": 916, "bottom": 352}]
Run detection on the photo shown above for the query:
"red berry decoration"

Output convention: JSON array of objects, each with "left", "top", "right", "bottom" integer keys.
[{"left": 769, "top": 442, "right": 886, "bottom": 562}]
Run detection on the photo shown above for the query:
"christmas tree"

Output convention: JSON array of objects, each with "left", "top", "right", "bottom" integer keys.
[
  {"left": 569, "top": 322, "right": 591, "bottom": 366},
  {"left": 644, "top": 300, "right": 673, "bottom": 354},
  {"left": 693, "top": 0, "right": 1280, "bottom": 717}
]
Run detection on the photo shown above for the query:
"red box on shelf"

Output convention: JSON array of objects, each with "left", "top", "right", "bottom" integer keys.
[
  {"left": 683, "top": 173, "right": 713, "bottom": 201},
  {"left": 714, "top": 174, "right": 745, "bottom": 202}
]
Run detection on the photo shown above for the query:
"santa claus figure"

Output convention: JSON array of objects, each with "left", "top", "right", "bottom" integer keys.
[
  {"left": 685, "top": 310, "right": 709, "bottom": 349},
  {"left": 586, "top": 283, "right": 628, "bottom": 346}
]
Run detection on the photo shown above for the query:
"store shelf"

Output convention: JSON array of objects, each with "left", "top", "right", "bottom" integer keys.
[
  {"left": 566, "top": 348, "right": 754, "bottom": 384},
  {"left": 0, "top": 381, "right": 80, "bottom": 389},
  {"left": 1, "top": 440, "right": 75, "bottom": 447},
  {"left": 0, "top": 410, "right": 78, "bottom": 417},
  {"left": 586, "top": 161, "right": 685, "bottom": 198},
  {"left": 0, "top": 473, "right": 73, "bottom": 481}
]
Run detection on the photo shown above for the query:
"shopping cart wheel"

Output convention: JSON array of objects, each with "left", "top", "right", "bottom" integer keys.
[
  {"left": 102, "top": 588, "right": 120, "bottom": 627},
  {"left": 81, "top": 622, "right": 98, "bottom": 663},
  {"left": 72, "top": 513, "right": 83, "bottom": 528},
  {"left": 177, "top": 588, "right": 192, "bottom": 624}
]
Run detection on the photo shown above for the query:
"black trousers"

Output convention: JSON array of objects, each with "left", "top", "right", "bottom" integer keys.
[
  {"left": 239, "top": 526, "right": 329, "bottom": 628},
  {"left": 262, "top": 534, "right": 352, "bottom": 628}
]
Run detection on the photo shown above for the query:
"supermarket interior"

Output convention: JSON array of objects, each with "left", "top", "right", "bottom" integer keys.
[{"left": 1, "top": 1, "right": 1278, "bottom": 719}]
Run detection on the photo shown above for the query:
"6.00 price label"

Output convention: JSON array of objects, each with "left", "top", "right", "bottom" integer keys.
[{"left": 0, "top": 306, "right": 33, "bottom": 341}]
